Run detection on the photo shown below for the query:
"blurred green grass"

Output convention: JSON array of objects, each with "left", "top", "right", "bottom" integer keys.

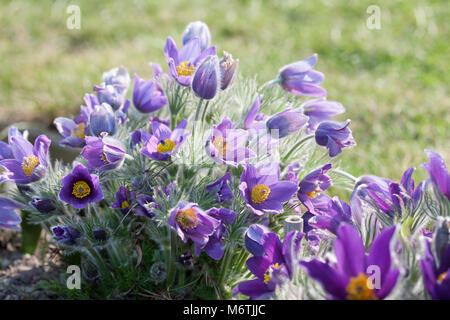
[{"left": 0, "top": 0, "right": 449, "bottom": 181}]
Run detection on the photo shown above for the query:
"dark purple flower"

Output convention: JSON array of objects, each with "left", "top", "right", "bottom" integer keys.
[
  {"left": 244, "top": 224, "right": 270, "bottom": 256},
  {"left": 219, "top": 51, "right": 239, "bottom": 90},
  {"left": 297, "top": 164, "right": 333, "bottom": 215},
  {"left": 192, "top": 55, "right": 220, "bottom": 100},
  {"left": 0, "top": 133, "right": 50, "bottom": 184},
  {"left": 111, "top": 186, "right": 135, "bottom": 214},
  {"left": 140, "top": 119, "right": 190, "bottom": 161},
  {"left": 59, "top": 164, "right": 104, "bottom": 209},
  {"left": 130, "top": 129, "right": 152, "bottom": 148},
  {"left": 300, "top": 224, "right": 399, "bottom": 300},
  {"left": 206, "top": 117, "right": 255, "bottom": 166},
  {"left": 244, "top": 96, "right": 267, "bottom": 130},
  {"left": 423, "top": 150, "right": 450, "bottom": 200},
  {"left": 51, "top": 225, "right": 80, "bottom": 245},
  {"left": 308, "top": 196, "right": 354, "bottom": 235},
  {"left": 89, "top": 103, "right": 118, "bottom": 137},
  {"left": 303, "top": 99, "right": 345, "bottom": 133},
  {"left": 239, "top": 162, "right": 298, "bottom": 216},
  {"left": 278, "top": 54, "right": 326, "bottom": 97},
  {"left": 315, "top": 120, "right": 356, "bottom": 157},
  {"left": 164, "top": 36, "right": 216, "bottom": 86},
  {"left": 266, "top": 108, "right": 308, "bottom": 139},
  {"left": 133, "top": 194, "right": 157, "bottom": 218},
  {"left": 206, "top": 172, "right": 233, "bottom": 203},
  {"left": 81, "top": 136, "right": 126, "bottom": 171},
  {"left": 0, "top": 197, "right": 24, "bottom": 230},
  {"left": 132, "top": 74, "right": 167, "bottom": 113},
  {"left": 93, "top": 227, "right": 107, "bottom": 242},
  {"left": 194, "top": 207, "right": 236, "bottom": 260},
  {"left": 420, "top": 239, "right": 450, "bottom": 300},
  {"left": 182, "top": 21, "right": 211, "bottom": 52},
  {"left": 235, "top": 231, "right": 303, "bottom": 299},
  {"left": 168, "top": 201, "right": 220, "bottom": 247},
  {"left": 30, "top": 197, "right": 56, "bottom": 213}
]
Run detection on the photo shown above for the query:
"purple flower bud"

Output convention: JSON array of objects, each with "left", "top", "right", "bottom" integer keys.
[
  {"left": 192, "top": 55, "right": 220, "bottom": 100},
  {"left": 182, "top": 21, "right": 211, "bottom": 52},
  {"left": 266, "top": 108, "right": 308, "bottom": 138},
  {"left": 102, "top": 67, "right": 130, "bottom": 93},
  {"left": 51, "top": 225, "right": 80, "bottom": 245},
  {"left": 219, "top": 51, "right": 239, "bottom": 90},
  {"left": 132, "top": 74, "right": 167, "bottom": 113},
  {"left": 89, "top": 103, "right": 117, "bottom": 137},
  {"left": 94, "top": 84, "right": 125, "bottom": 110},
  {"left": 205, "top": 172, "right": 233, "bottom": 203},
  {"left": 30, "top": 197, "right": 56, "bottom": 213},
  {"left": 93, "top": 227, "right": 107, "bottom": 242},
  {"left": 315, "top": 120, "right": 356, "bottom": 157}
]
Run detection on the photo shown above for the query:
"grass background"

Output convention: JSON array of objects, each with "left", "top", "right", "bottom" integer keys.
[{"left": 0, "top": 0, "right": 448, "bottom": 182}]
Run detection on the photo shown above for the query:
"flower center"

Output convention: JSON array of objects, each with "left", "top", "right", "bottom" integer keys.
[
  {"left": 21, "top": 155, "right": 40, "bottom": 177},
  {"left": 264, "top": 263, "right": 281, "bottom": 284},
  {"left": 176, "top": 208, "right": 198, "bottom": 229},
  {"left": 71, "top": 122, "right": 86, "bottom": 139},
  {"left": 121, "top": 201, "right": 130, "bottom": 209},
  {"left": 212, "top": 136, "right": 227, "bottom": 156},
  {"left": 176, "top": 61, "right": 195, "bottom": 77},
  {"left": 157, "top": 139, "right": 176, "bottom": 153},
  {"left": 72, "top": 181, "right": 91, "bottom": 199},
  {"left": 437, "top": 272, "right": 447, "bottom": 284},
  {"left": 306, "top": 187, "right": 321, "bottom": 199},
  {"left": 346, "top": 273, "right": 378, "bottom": 300},
  {"left": 251, "top": 184, "right": 271, "bottom": 204}
]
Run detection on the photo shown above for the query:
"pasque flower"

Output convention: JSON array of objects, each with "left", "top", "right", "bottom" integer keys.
[
  {"left": 94, "top": 84, "right": 126, "bottom": 110},
  {"left": 206, "top": 117, "right": 255, "bottom": 166},
  {"left": 244, "top": 96, "right": 267, "bottom": 130},
  {"left": 89, "top": 103, "right": 118, "bottom": 137},
  {"left": 315, "top": 120, "right": 356, "bottom": 157},
  {"left": 0, "top": 197, "right": 24, "bottom": 230},
  {"left": 111, "top": 186, "right": 135, "bottom": 214},
  {"left": 0, "top": 133, "right": 50, "bottom": 184},
  {"left": 30, "top": 197, "right": 56, "bottom": 213},
  {"left": 239, "top": 162, "right": 298, "bottom": 215},
  {"left": 81, "top": 136, "right": 126, "bottom": 171},
  {"left": 244, "top": 224, "right": 270, "bottom": 256},
  {"left": 168, "top": 201, "right": 220, "bottom": 248},
  {"left": 164, "top": 36, "right": 216, "bottom": 86},
  {"left": 266, "top": 108, "right": 308, "bottom": 139},
  {"left": 219, "top": 51, "right": 239, "bottom": 90},
  {"left": 303, "top": 99, "right": 345, "bottom": 133},
  {"left": 182, "top": 21, "right": 211, "bottom": 52},
  {"left": 51, "top": 225, "right": 80, "bottom": 245},
  {"left": 278, "top": 54, "right": 326, "bottom": 97},
  {"left": 297, "top": 163, "right": 333, "bottom": 215},
  {"left": 423, "top": 150, "right": 450, "bottom": 200},
  {"left": 205, "top": 172, "right": 233, "bottom": 203},
  {"left": 300, "top": 224, "right": 400, "bottom": 300},
  {"left": 421, "top": 238, "right": 450, "bottom": 300},
  {"left": 308, "top": 196, "right": 354, "bottom": 235},
  {"left": 132, "top": 74, "right": 167, "bottom": 113},
  {"left": 192, "top": 55, "right": 220, "bottom": 100},
  {"left": 235, "top": 230, "right": 304, "bottom": 299},
  {"left": 59, "top": 164, "right": 104, "bottom": 209},
  {"left": 140, "top": 119, "right": 190, "bottom": 161},
  {"left": 102, "top": 66, "right": 131, "bottom": 94}
]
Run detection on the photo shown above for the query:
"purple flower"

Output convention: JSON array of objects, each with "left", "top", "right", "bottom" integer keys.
[
  {"left": 30, "top": 197, "right": 56, "bottom": 213},
  {"left": 0, "top": 197, "right": 24, "bottom": 230},
  {"left": 300, "top": 224, "right": 400, "bottom": 300},
  {"left": 315, "top": 120, "right": 356, "bottom": 157},
  {"left": 130, "top": 129, "right": 152, "bottom": 148},
  {"left": 132, "top": 74, "right": 167, "bottom": 113},
  {"left": 420, "top": 236, "right": 450, "bottom": 300},
  {"left": 59, "top": 164, "right": 104, "bottom": 209},
  {"left": 244, "top": 224, "right": 270, "bottom": 256},
  {"left": 182, "top": 21, "right": 211, "bottom": 52},
  {"left": 194, "top": 207, "right": 236, "bottom": 260},
  {"left": 297, "top": 164, "right": 333, "bottom": 215},
  {"left": 54, "top": 117, "right": 88, "bottom": 148},
  {"left": 239, "top": 162, "right": 298, "bottom": 215},
  {"left": 205, "top": 172, "right": 233, "bottom": 203},
  {"left": 0, "top": 133, "right": 50, "bottom": 184},
  {"left": 303, "top": 99, "right": 345, "bottom": 133},
  {"left": 206, "top": 117, "right": 255, "bottom": 166},
  {"left": 192, "top": 55, "right": 220, "bottom": 100},
  {"left": 89, "top": 103, "right": 118, "bottom": 137},
  {"left": 51, "top": 225, "right": 80, "bottom": 245},
  {"left": 133, "top": 194, "right": 157, "bottom": 218},
  {"left": 168, "top": 201, "right": 220, "bottom": 248},
  {"left": 81, "top": 136, "right": 126, "bottom": 171},
  {"left": 235, "top": 231, "right": 303, "bottom": 299},
  {"left": 164, "top": 36, "right": 216, "bottom": 86},
  {"left": 140, "top": 119, "right": 190, "bottom": 161},
  {"left": 101, "top": 67, "right": 130, "bottom": 93},
  {"left": 219, "top": 51, "right": 239, "bottom": 90},
  {"left": 278, "top": 54, "right": 326, "bottom": 97},
  {"left": 423, "top": 150, "right": 450, "bottom": 200},
  {"left": 308, "top": 196, "right": 354, "bottom": 235},
  {"left": 266, "top": 108, "right": 308, "bottom": 139},
  {"left": 94, "top": 84, "right": 126, "bottom": 110},
  {"left": 111, "top": 186, "right": 135, "bottom": 214},
  {"left": 244, "top": 96, "right": 267, "bottom": 130}
]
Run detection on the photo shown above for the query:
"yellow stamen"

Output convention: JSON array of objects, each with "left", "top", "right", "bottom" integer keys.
[
  {"left": 121, "top": 201, "right": 130, "bottom": 210},
  {"left": 264, "top": 263, "right": 281, "bottom": 284},
  {"left": 437, "top": 272, "right": 447, "bottom": 284},
  {"left": 72, "top": 181, "right": 91, "bottom": 199},
  {"left": 176, "top": 61, "right": 195, "bottom": 77},
  {"left": 21, "top": 155, "right": 39, "bottom": 177},
  {"left": 71, "top": 122, "right": 86, "bottom": 139},
  {"left": 157, "top": 139, "right": 176, "bottom": 153},
  {"left": 212, "top": 136, "right": 227, "bottom": 156},
  {"left": 251, "top": 184, "right": 271, "bottom": 204},
  {"left": 306, "top": 187, "right": 321, "bottom": 199},
  {"left": 346, "top": 273, "right": 378, "bottom": 300},
  {"left": 176, "top": 208, "right": 198, "bottom": 229}
]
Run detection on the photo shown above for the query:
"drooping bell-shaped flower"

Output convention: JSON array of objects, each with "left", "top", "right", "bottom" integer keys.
[{"left": 315, "top": 120, "right": 356, "bottom": 157}]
